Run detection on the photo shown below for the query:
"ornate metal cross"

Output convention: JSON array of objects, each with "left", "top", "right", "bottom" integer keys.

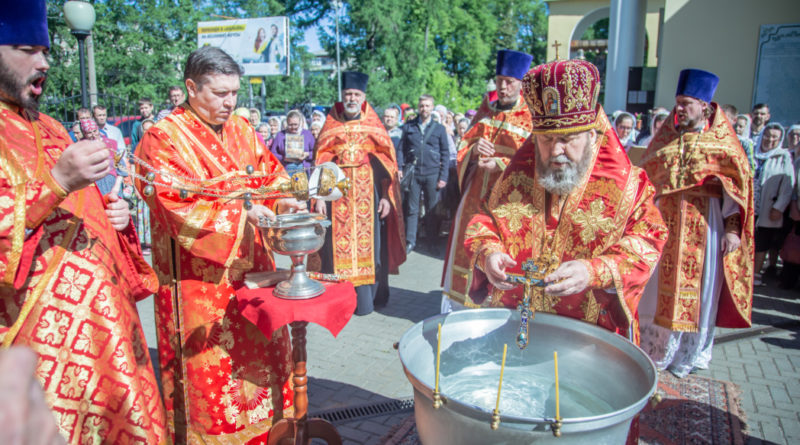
[
  {"left": 506, "top": 257, "right": 555, "bottom": 349},
  {"left": 552, "top": 40, "right": 562, "bottom": 60}
]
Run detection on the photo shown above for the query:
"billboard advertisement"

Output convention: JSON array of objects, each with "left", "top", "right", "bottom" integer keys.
[{"left": 197, "top": 17, "right": 289, "bottom": 76}]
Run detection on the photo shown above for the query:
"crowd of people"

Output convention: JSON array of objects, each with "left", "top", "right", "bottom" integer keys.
[{"left": 2, "top": 2, "right": 799, "bottom": 444}]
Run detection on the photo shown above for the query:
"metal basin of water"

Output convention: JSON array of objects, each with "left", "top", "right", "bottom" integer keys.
[{"left": 397, "top": 309, "right": 657, "bottom": 444}]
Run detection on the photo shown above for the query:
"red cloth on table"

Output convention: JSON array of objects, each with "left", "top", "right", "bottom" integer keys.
[{"left": 236, "top": 281, "right": 357, "bottom": 340}]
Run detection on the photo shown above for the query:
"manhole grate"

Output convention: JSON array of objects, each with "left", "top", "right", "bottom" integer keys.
[{"left": 310, "top": 398, "right": 414, "bottom": 424}]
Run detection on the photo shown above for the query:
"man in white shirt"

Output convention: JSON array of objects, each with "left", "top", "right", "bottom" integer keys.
[{"left": 92, "top": 104, "right": 126, "bottom": 150}]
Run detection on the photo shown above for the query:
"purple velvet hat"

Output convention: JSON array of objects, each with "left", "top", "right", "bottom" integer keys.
[
  {"left": 496, "top": 50, "right": 534, "bottom": 80},
  {"left": 675, "top": 69, "right": 719, "bottom": 103},
  {"left": 0, "top": 0, "right": 50, "bottom": 49}
]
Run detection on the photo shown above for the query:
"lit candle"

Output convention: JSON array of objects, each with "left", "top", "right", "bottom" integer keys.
[
  {"left": 495, "top": 343, "right": 508, "bottom": 412},
  {"left": 435, "top": 323, "right": 442, "bottom": 394},
  {"left": 554, "top": 350, "right": 560, "bottom": 420}
]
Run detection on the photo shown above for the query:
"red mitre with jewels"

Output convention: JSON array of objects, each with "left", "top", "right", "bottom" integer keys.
[{"left": 522, "top": 59, "right": 602, "bottom": 134}]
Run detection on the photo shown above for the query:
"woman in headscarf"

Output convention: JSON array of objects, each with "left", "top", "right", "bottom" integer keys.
[
  {"left": 249, "top": 107, "right": 261, "bottom": 128},
  {"left": 637, "top": 109, "right": 670, "bottom": 147},
  {"left": 733, "top": 114, "right": 752, "bottom": 141},
  {"left": 753, "top": 123, "right": 795, "bottom": 285},
  {"left": 787, "top": 124, "right": 800, "bottom": 158},
  {"left": 779, "top": 125, "right": 800, "bottom": 289},
  {"left": 256, "top": 122, "right": 271, "bottom": 144},
  {"left": 266, "top": 116, "right": 281, "bottom": 150},
  {"left": 731, "top": 113, "right": 756, "bottom": 172},
  {"left": 613, "top": 111, "right": 638, "bottom": 150}
]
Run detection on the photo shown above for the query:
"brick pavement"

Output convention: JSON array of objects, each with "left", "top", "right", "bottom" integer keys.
[{"left": 137, "top": 244, "right": 800, "bottom": 444}]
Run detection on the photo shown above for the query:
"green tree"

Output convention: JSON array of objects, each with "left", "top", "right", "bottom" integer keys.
[
  {"left": 318, "top": 0, "right": 549, "bottom": 112},
  {"left": 42, "top": 0, "right": 549, "bottom": 117},
  {"left": 44, "top": 0, "right": 332, "bottom": 116}
]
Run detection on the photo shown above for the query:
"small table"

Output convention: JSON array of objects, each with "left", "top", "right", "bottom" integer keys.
[{"left": 236, "top": 281, "right": 357, "bottom": 445}]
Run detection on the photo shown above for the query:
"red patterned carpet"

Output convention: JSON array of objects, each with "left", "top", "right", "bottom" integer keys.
[
  {"left": 382, "top": 371, "right": 746, "bottom": 445},
  {"left": 639, "top": 371, "right": 747, "bottom": 445}
]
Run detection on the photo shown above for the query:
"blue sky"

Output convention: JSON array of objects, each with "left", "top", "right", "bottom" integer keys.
[{"left": 302, "top": 26, "right": 323, "bottom": 52}]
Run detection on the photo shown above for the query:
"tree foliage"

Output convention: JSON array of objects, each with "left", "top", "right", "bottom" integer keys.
[
  {"left": 320, "top": 0, "right": 548, "bottom": 111},
  {"left": 42, "top": 0, "right": 548, "bottom": 114},
  {"left": 44, "top": 0, "right": 333, "bottom": 112}
]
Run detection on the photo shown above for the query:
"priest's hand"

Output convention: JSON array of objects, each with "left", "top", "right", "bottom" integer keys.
[
  {"left": 477, "top": 156, "right": 498, "bottom": 172},
  {"left": 314, "top": 199, "right": 327, "bottom": 216},
  {"left": 247, "top": 204, "right": 276, "bottom": 225},
  {"left": 475, "top": 138, "right": 495, "bottom": 157},
  {"left": 378, "top": 198, "right": 391, "bottom": 219},
  {"left": 51, "top": 140, "right": 111, "bottom": 194},
  {"left": 544, "top": 261, "right": 590, "bottom": 296},
  {"left": 484, "top": 252, "right": 517, "bottom": 291},
  {"left": 104, "top": 192, "right": 130, "bottom": 231},
  {"left": 0, "top": 347, "right": 65, "bottom": 445},
  {"left": 721, "top": 232, "right": 741, "bottom": 255},
  {"left": 437, "top": 180, "right": 447, "bottom": 190},
  {"left": 276, "top": 198, "right": 308, "bottom": 214}
]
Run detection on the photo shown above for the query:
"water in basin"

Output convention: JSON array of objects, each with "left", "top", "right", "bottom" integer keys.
[{"left": 442, "top": 362, "right": 614, "bottom": 419}]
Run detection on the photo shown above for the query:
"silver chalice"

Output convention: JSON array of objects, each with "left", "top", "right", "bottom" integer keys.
[{"left": 259, "top": 212, "right": 331, "bottom": 299}]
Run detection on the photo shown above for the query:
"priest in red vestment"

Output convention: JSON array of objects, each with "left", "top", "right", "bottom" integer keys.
[
  {"left": 638, "top": 69, "right": 753, "bottom": 378},
  {"left": 137, "top": 47, "right": 305, "bottom": 443},
  {"left": 313, "top": 72, "right": 406, "bottom": 315},
  {"left": 464, "top": 59, "right": 668, "bottom": 341},
  {"left": 442, "top": 49, "right": 534, "bottom": 311},
  {"left": 464, "top": 59, "right": 668, "bottom": 444},
  {"left": 0, "top": 3, "right": 166, "bottom": 443}
]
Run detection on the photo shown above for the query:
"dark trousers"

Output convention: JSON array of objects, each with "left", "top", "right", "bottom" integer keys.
[{"left": 405, "top": 173, "right": 440, "bottom": 245}]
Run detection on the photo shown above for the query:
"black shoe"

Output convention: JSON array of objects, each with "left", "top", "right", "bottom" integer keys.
[{"left": 406, "top": 243, "right": 415, "bottom": 254}]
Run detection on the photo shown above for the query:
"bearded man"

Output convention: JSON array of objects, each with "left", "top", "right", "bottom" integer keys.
[
  {"left": 750, "top": 103, "right": 770, "bottom": 139},
  {"left": 313, "top": 72, "right": 406, "bottom": 315},
  {"left": 137, "top": 46, "right": 304, "bottom": 443},
  {"left": 442, "top": 49, "right": 534, "bottom": 311},
  {"left": 0, "top": 2, "right": 166, "bottom": 443},
  {"left": 639, "top": 69, "right": 753, "bottom": 378},
  {"left": 465, "top": 58, "right": 667, "bottom": 340},
  {"left": 465, "top": 60, "right": 667, "bottom": 443}
]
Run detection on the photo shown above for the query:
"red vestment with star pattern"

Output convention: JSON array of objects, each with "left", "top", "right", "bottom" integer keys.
[
  {"left": 137, "top": 106, "right": 294, "bottom": 444},
  {"left": 0, "top": 102, "right": 167, "bottom": 443},
  {"left": 464, "top": 109, "right": 668, "bottom": 340},
  {"left": 442, "top": 96, "right": 532, "bottom": 306}
]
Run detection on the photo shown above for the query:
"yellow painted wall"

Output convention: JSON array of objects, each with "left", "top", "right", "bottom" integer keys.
[
  {"left": 644, "top": 9, "right": 661, "bottom": 67},
  {"left": 546, "top": 0, "right": 664, "bottom": 66},
  {"left": 546, "top": 1, "right": 607, "bottom": 61},
  {"left": 655, "top": 0, "right": 800, "bottom": 111}
]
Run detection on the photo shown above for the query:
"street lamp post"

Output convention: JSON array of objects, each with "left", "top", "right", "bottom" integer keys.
[
  {"left": 333, "top": 0, "right": 342, "bottom": 102},
  {"left": 63, "top": 1, "right": 96, "bottom": 109}
]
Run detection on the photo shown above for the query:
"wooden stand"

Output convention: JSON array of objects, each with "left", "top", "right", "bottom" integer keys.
[{"left": 268, "top": 321, "right": 342, "bottom": 445}]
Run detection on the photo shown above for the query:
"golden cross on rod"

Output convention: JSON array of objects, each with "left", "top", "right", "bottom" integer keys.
[{"left": 552, "top": 40, "right": 562, "bottom": 60}]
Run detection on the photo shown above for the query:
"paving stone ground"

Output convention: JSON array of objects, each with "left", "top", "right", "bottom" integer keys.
[{"left": 138, "top": 240, "right": 800, "bottom": 444}]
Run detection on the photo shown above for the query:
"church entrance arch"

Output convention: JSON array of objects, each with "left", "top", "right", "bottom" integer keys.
[{"left": 569, "top": 7, "right": 610, "bottom": 59}]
